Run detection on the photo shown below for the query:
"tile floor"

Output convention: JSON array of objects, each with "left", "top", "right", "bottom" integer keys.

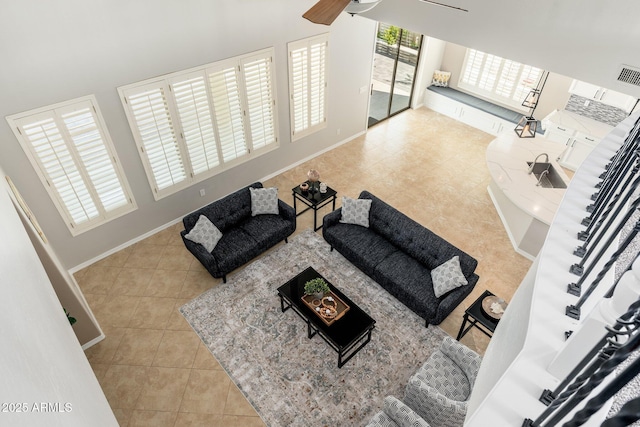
[{"left": 77, "top": 108, "right": 538, "bottom": 426}]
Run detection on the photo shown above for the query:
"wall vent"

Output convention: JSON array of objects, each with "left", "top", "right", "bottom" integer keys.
[{"left": 617, "top": 65, "right": 640, "bottom": 87}]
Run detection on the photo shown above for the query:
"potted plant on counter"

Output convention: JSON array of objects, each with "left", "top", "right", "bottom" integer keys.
[{"left": 304, "top": 278, "right": 330, "bottom": 300}]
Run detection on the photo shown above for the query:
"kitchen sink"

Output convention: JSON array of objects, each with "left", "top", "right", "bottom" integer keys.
[{"left": 526, "top": 162, "right": 567, "bottom": 189}]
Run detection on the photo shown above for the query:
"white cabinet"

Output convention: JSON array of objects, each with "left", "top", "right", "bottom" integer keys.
[
  {"left": 559, "top": 132, "right": 600, "bottom": 171},
  {"left": 544, "top": 123, "right": 574, "bottom": 145},
  {"left": 569, "top": 79, "right": 638, "bottom": 113},
  {"left": 423, "top": 89, "right": 514, "bottom": 136}
]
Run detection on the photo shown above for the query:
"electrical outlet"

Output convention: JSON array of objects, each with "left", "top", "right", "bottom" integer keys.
[
  {"left": 199, "top": 189, "right": 205, "bottom": 197},
  {"left": 584, "top": 100, "right": 590, "bottom": 107},
  {"left": 337, "top": 128, "right": 341, "bottom": 136}
]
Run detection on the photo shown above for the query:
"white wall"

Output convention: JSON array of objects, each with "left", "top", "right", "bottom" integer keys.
[
  {"left": 0, "top": 0, "right": 377, "bottom": 269},
  {"left": 0, "top": 166, "right": 116, "bottom": 426},
  {"left": 365, "top": 0, "right": 640, "bottom": 99}
]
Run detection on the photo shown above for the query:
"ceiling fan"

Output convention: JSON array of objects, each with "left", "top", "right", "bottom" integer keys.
[{"left": 303, "top": 0, "right": 381, "bottom": 25}]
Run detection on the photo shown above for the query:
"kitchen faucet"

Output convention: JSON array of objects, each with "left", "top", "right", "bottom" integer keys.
[
  {"left": 536, "top": 169, "right": 550, "bottom": 186},
  {"left": 528, "top": 153, "right": 549, "bottom": 174}
]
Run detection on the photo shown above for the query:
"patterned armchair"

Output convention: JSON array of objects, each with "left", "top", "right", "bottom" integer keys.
[
  {"left": 366, "top": 396, "right": 431, "bottom": 427},
  {"left": 403, "top": 336, "right": 482, "bottom": 427}
]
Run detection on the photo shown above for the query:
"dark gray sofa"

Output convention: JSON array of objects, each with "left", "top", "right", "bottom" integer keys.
[
  {"left": 323, "top": 191, "right": 479, "bottom": 326},
  {"left": 181, "top": 182, "right": 296, "bottom": 283}
]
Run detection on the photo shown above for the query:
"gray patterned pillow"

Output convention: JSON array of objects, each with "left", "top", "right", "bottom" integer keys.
[
  {"left": 383, "top": 396, "right": 430, "bottom": 427},
  {"left": 340, "top": 196, "right": 372, "bottom": 228},
  {"left": 431, "top": 256, "right": 468, "bottom": 298},
  {"left": 250, "top": 187, "right": 279, "bottom": 216},
  {"left": 184, "top": 215, "right": 223, "bottom": 252}
]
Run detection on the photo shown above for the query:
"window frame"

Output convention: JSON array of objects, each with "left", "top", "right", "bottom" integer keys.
[
  {"left": 118, "top": 47, "right": 279, "bottom": 200},
  {"left": 6, "top": 95, "right": 137, "bottom": 236},
  {"left": 288, "top": 33, "right": 329, "bottom": 141},
  {"left": 458, "top": 48, "right": 543, "bottom": 112}
]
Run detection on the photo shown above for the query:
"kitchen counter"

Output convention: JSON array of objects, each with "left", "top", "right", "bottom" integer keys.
[
  {"left": 486, "top": 133, "right": 571, "bottom": 259},
  {"left": 542, "top": 109, "right": 614, "bottom": 139}
]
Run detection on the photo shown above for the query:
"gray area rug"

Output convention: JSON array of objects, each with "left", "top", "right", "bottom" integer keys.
[{"left": 180, "top": 229, "right": 447, "bottom": 426}]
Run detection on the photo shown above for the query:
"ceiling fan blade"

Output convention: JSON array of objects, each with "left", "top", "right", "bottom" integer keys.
[
  {"left": 419, "top": 0, "right": 468, "bottom": 12},
  {"left": 303, "top": 0, "right": 352, "bottom": 25}
]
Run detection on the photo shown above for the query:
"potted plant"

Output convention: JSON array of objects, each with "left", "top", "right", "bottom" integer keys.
[{"left": 304, "top": 278, "right": 330, "bottom": 300}]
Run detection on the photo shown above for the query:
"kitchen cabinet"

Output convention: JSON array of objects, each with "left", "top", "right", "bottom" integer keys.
[
  {"left": 423, "top": 89, "right": 514, "bottom": 136},
  {"left": 558, "top": 132, "right": 600, "bottom": 171},
  {"left": 542, "top": 110, "right": 612, "bottom": 171},
  {"left": 569, "top": 79, "right": 638, "bottom": 113}
]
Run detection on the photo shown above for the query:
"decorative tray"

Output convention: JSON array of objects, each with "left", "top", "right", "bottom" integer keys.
[
  {"left": 301, "top": 291, "right": 350, "bottom": 326},
  {"left": 481, "top": 295, "right": 507, "bottom": 320}
]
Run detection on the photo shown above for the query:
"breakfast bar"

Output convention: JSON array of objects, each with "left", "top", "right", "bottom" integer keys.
[{"left": 486, "top": 133, "right": 570, "bottom": 260}]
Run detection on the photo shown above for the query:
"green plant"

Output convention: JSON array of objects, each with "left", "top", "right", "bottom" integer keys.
[
  {"left": 381, "top": 25, "right": 400, "bottom": 46},
  {"left": 304, "top": 278, "right": 330, "bottom": 296},
  {"left": 64, "top": 308, "right": 77, "bottom": 326}
]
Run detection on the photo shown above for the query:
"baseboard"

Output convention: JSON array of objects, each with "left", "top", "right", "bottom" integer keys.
[{"left": 81, "top": 333, "right": 105, "bottom": 350}]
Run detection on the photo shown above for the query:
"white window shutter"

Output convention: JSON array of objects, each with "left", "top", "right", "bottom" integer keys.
[
  {"left": 125, "top": 84, "right": 187, "bottom": 192},
  {"left": 462, "top": 50, "right": 485, "bottom": 86},
  {"left": 119, "top": 47, "right": 279, "bottom": 199},
  {"left": 59, "top": 103, "right": 129, "bottom": 214},
  {"left": 309, "top": 41, "right": 327, "bottom": 127},
  {"left": 7, "top": 95, "right": 136, "bottom": 235},
  {"left": 288, "top": 33, "right": 329, "bottom": 141},
  {"left": 20, "top": 114, "right": 99, "bottom": 225},
  {"left": 170, "top": 73, "right": 221, "bottom": 175},
  {"left": 208, "top": 64, "right": 248, "bottom": 163},
  {"left": 242, "top": 53, "right": 277, "bottom": 151},
  {"left": 460, "top": 48, "right": 544, "bottom": 110},
  {"left": 290, "top": 46, "right": 309, "bottom": 135}
]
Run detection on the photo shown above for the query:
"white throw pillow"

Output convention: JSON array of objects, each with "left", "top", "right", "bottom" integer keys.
[
  {"left": 250, "top": 187, "right": 279, "bottom": 216},
  {"left": 431, "top": 70, "right": 451, "bottom": 87},
  {"left": 431, "top": 256, "right": 468, "bottom": 298},
  {"left": 340, "top": 196, "right": 372, "bottom": 228},
  {"left": 184, "top": 215, "right": 223, "bottom": 252}
]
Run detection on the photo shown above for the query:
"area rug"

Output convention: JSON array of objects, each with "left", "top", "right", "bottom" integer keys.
[{"left": 180, "top": 229, "right": 447, "bottom": 426}]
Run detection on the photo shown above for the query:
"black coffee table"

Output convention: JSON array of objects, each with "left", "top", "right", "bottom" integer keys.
[
  {"left": 277, "top": 267, "right": 376, "bottom": 368},
  {"left": 292, "top": 182, "right": 337, "bottom": 231}
]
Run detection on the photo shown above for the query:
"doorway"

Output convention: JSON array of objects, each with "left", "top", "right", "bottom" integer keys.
[{"left": 368, "top": 24, "right": 423, "bottom": 127}]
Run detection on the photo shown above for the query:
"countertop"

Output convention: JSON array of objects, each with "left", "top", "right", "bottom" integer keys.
[
  {"left": 541, "top": 109, "right": 614, "bottom": 138},
  {"left": 486, "top": 133, "right": 570, "bottom": 225}
]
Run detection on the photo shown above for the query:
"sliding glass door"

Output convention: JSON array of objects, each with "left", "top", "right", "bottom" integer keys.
[{"left": 368, "top": 24, "right": 423, "bottom": 127}]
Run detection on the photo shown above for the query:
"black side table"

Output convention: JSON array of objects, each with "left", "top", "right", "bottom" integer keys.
[
  {"left": 456, "top": 290, "right": 502, "bottom": 341},
  {"left": 292, "top": 182, "right": 337, "bottom": 231}
]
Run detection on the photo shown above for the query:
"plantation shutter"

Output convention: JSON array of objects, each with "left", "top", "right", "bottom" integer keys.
[
  {"left": 20, "top": 114, "right": 99, "bottom": 225},
  {"left": 60, "top": 104, "right": 129, "bottom": 213},
  {"left": 170, "top": 74, "right": 220, "bottom": 175},
  {"left": 309, "top": 40, "right": 327, "bottom": 128},
  {"left": 460, "top": 48, "right": 544, "bottom": 109},
  {"left": 290, "top": 46, "right": 309, "bottom": 135},
  {"left": 7, "top": 95, "right": 136, "bottom": 235},
  {"left": 288, "top": 33, "right": 329, "bottom": 141},
  {"left": 208, "top": 64, "right": 248, "bottom": 163},
  {"left": 477, "top": 54, "right": 501, "bottom": 91},
  {"left": 119, "top": 47, "right": 279, "bottom": 200},
  {"left": 125, "top": 84, "right": 187, "bottom": 193},
  {"left": 495, "top": 60, "right": 521, "bottom": 99},
  {"left": 242, "top": 53, "right": 277, "bottom": 151},
  {"left": 461, "top": 49, "right": 485, "bottom": 86}
]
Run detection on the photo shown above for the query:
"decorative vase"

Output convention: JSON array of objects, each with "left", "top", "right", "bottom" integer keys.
[
  {"left": 307, "top": 169, "right": 320, "bottom": 192},
  {"left": 299, "top": 182, "right": 309, "bottom": 194},
  {"left": 313, "top": 291, "right": 324, "bottom": 300}
]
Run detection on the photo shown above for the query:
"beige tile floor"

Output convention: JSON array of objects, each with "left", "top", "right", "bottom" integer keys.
[{"left": 77, "top": 108, "right": 536, "bottom": 426}]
